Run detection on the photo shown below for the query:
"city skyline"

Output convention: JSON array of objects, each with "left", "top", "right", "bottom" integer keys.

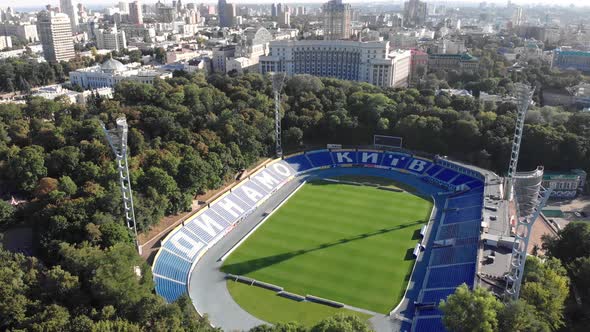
[{"left": 3, "top": 0, "right": 590, "bottom": 10}]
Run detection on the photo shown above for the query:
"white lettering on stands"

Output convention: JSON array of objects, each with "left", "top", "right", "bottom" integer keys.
[
  {"left": 272, "top": 163, "right": 292, "bottom": 177},
  {"left": 255, "top": 171, "right": 280, "bottom": 189},
  {"left": 218, "top": 197, "right": 245, "bottom": 218},
  {"left": 240, "top": 185, "right": 264, "bottom": 203},
  {"left": 170, "top": 231, "right": 205, "bottom": 259},
  {"left": 408, "top": 159, "right": 428, "bottom": 172},
  {"left": 361, "top": 152, "right": 378, "bottom": 164},
  {"left": 336, "top": 152, "right": 353, "bottom": 163},
  {"left": 193, "top": 214, "right": 224, "bottom": 237}
]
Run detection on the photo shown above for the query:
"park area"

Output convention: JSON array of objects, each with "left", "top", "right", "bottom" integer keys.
[{"left": 221, "top": 176, "right": 433, "bottom": 324}]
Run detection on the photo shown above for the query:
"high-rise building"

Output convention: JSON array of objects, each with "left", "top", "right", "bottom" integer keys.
[
  {"left": 59, "top": 0, "right": 79, "bottom": 32},
  {"left": 218, "top": 0, "right": 235, "bottom": 27},
  {"left": 512, "top": 6, "right": 524, "bottom": 26},
  {"left": 118, "top": 1, "right": 129, "bottom": 14},
  {"left": 403, "top": 0, "right": 427, "bottom": 27},
  {"left": 129, "top": 1, "right": 143, "bottom": 25},
  {"left": 322, "top": 0, "right": 352, "bottom": 40},
  {"left": 277, "top": 4, "right": 290, "bottom": 27},
  {"left": 259, "top": 40, "right": 411, "bottom": 88},
  {"left": 271, "top": 3, "right": 278, "bottom": 18},
  {"left": 96, "top": 25, "right": 127, "bottom": 51},
  {"left": 37, "top": 11, "right": 76, "bottom": 63}
]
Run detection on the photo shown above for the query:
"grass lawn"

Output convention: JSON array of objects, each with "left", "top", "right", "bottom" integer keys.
[
  {"left": 226, "top": 280, "right": 372, "bottom": 326},
  {"left": 222, "top": 178, "right": 432, "bottom": 314}
]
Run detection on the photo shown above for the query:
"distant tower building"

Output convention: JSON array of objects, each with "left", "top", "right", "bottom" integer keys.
[
  {"left": 512, "top": 6, "right": 524, "bottom": 26},
  {"left": 403, "top": 0, "right": 427, "bottom": 27},
  {"left": 37, "top": 11, "right": 76, "bottom": 63},
  {"left": 129, "top": 1, "right": 143, "bottom": 25},
  {"left": 96, "top": 25, "right": 127, "bottom": 51},
  {"left": 118, "top": 1, "right": 129, "bottom": 14},
  {"left": 271, "top": 3, "right": 278, "bottom": 18},
  {"left": 59, "top": 0, "right": 79, "bottom": 32},
  {"left": 219, "top": 0, "right": 235, "bottom": 27},
  {"left": 278, "top": 4, "right": 290, "bottom": 27},
  {"left": 322, "top": 0, "right": 352, "bottom": 40}
]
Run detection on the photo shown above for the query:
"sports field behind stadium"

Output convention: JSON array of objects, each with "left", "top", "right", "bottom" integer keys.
[{"left": 222, "top": 176, "right": 433, "bottom": 316}]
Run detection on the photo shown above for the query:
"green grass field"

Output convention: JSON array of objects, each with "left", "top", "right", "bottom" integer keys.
[
  {"left": 222, "top": 176, "right": 432, "bottom": 314},
  {"left": 226, "top": 281, "right": 372, "bottom": 326}
]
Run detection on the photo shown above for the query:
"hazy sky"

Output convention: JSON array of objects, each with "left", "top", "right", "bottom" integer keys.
[{"left": 3, "top": 0, "right": 589, "bottom": 10}]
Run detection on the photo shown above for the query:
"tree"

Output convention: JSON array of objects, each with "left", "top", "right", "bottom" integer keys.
[
  {"left": 521, "top": 256, "right": 569, "bottom": 330},
  {"left": 8, "top": 145, "right": 47, "bottom": 192},
  {"left": 543, "top": 222, "right": 590, "bottom": 264},
  {"left": 0, "top": 200, "right": 15, "bottom": 227},
  {"left": 498, "top": 300, "right": 549, "bottom": 332},
  {"left": 310, "top": 314, "right": 372, "bottom": 332},
  {"left": 440, "top": 284, "right": 502, "bottom": 332},
  {"left": 58, "top": 176, "right": 78, "bottom": 197}
]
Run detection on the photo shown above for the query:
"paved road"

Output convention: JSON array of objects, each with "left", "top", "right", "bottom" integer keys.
[
  {"left": 188, "top": 168, "right": 441, "bottom": 332},
  {"left": 188, "top": 177, "right": 305, "bottom": 331}
]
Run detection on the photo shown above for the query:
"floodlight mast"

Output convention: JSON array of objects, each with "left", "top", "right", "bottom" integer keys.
[
  {"left": 271, "top": 72, "right": 286, "bottom": 158},
  {"left": 503, "top": 84, "right": 551, "bottom": 300},
  {"left": 101, "top": 117, "right": 141, "bottom": 255}
]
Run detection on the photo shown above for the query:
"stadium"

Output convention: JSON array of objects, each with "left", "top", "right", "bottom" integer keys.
[{"left": 150, "top": 146, "right": 536, "bottom": 332}]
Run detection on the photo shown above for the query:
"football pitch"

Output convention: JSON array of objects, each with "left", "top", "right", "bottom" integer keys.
[{"left": 222, "top": 176, "right": 433, "bottom": 315}]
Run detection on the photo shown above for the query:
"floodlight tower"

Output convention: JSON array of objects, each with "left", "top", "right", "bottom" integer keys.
[
  {"left": 503, "top": 84, "right": 551, "bottom": 299},
  {"left": 271, "top": 72, "right": 286, "bottom": 158},
  {"left": 102, "top": 117, "right": 141, "bottom": 255}
]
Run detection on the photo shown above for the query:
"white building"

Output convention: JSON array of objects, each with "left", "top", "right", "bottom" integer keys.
[
  {"left": 32, "top": 84, "right": 113, "bottom": 104},
  {"left": 96, "top": 25, "right": 127, "bottom": 51},
  {"left": 0, "top": 23, "right": 39, "bottom": 42},
  {"left": 69, "top": 58, "right": 172, "bottom": 89},
  {"left": 259, "top": 40, "right": 411, "bottom": 88},
  {"left": 0, "top": 35, "right": 11, "bottom": 49},
  {"left": 37, "top": 11, "right": 76, "bottom": 63},
  {"left": 212, "top": 45, "right": 235, "bottom": 72}
]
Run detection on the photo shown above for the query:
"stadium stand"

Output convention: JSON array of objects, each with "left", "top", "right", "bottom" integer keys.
[{"left": 151, "top": 149, "right": 485, "bottom": 332}]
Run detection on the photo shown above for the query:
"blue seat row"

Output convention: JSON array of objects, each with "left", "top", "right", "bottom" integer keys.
[
  {"left": 435, "top": 169, "right": 458, "bottom": 182},
  {"left": 430, "top": 244, "right": 478, "bottom": 266},
  {"left": 155, "top": 277, "right": 187, "bottom": 303},
  {"left": 443, "top": 206, "right": 483, "bottom": 224},
  {"left": 426, "top": 263, "right": 476, "bottom": 289},
  {"left": 436, "top": 221, "right": 480, "bottom": 241}
]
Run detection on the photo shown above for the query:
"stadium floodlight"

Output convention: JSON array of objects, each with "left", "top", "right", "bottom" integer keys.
[
  {"left": 101, "top": 117, "right": 141, "bottom": 255},
  {"left": 505, "top": 83, "right": 534, "bottom": 199},
  {"left": 503, "top": 84, "right": 552, "bottom": 300},
  {"left": 270, "top": 72, "right": 287, "bottom": 158}
]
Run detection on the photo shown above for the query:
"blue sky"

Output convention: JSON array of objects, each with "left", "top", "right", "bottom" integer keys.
[{"left": 3, "top": 0, "right": 589, "bottom": 10}]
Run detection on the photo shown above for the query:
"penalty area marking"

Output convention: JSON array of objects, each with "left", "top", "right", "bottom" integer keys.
[{"left": 219, "top": 180, "right": 307, "bottom": 262}]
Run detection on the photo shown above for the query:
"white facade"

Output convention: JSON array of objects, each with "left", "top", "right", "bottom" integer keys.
[
  {"left": 69, "top": 59, "right": 172, "bottom": 89},
  {"left": 259, "top": 40, "right": 411, "bottom": 88},
  {"left": 32, "top": 84, "right": 113, "bottom": 104},
  {"left": 96, "top": 26, "right": 127, "bottom": 51},
  {"left": 37, "top": 11, "right": 76, "bottom": 63},
  {"left": 0, "top": 35, "right": 12, "bottom": 49}
]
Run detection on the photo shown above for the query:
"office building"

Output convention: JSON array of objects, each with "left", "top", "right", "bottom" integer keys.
[
  {"left": 259, "top": 40, "right": 411, "bottom": 88},
  {"left": 0, "top": 35, "right": 12, "bottom": 49},
  {"left": 403, "top": 0, "right": 427, "bottom": 27},
  {"left": 69, "top": 58, "right": 172, "bottom": 89},
  {"left": 118, "top": 1, "right": 129, "bottom": 14},
  {"left": 278, "top": 4, "right": 290, "bottom": 27},
  {"left": 322, "top": 0, "right": 351, "bottom": 40},
  {"left": 0, "top": 23, "right": 38, "bottom": 42},
  {"left": 59, "top": 0, "right": 79, "bottom": 32},
  {"left": 551, "top": 48, "right": 590, "bottom": 73},
  {"left": 129, "top": 1, "right": 143, "bottom": 25},
  {"left": 271, "top": 3, "right": 278, "bottom": 18},
  {"left": 37, "top": 11, "right": 76, "bottom": 63},
  {"left": 212, "top": 45, "right": 235, "bottom": 72},
  {"left": 428, "top": 53, "right": 479, "bottom": 71},
  {"left": 96, "top": 25, "right": 127, "bottom": 51}
]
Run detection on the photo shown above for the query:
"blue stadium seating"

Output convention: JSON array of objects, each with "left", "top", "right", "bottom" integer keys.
[
  {"left": 331, "top": 150, "right": 357, "bottom": 164},
  {"left": 284, "top": 153, "right": 314, "bottom": 172},
  {"left": 426, "top": 263, "right": 476, "bottom": 288},
  {"left": 443, "top": 206, "right": 482, "bottom": 224},
  {"left": 426, "top": 165, "right": 443, "bottom": 176},
  {"left": 153, "top": 250, "right": 192, "bottom": 282},
  {"left": 435, "top": 169, "right": 458, "bottom": 182},
  {"left": 451, "top": 174, "right": 475, "bottom": 186},
  {"left": 306, "top": 150, "right": 333, "bottom": 168},
  {"left": 430, "top": 244, "right": 478, "bottom": 266},
  {"left": 446, "top": 193, "right": 483, "bottom": 209},
  {"left": 155, "top": 277, "right": 187, "bottom": 303},
  {"left": 436, "top": 222, "right": 480, "bottom": 240},
  {"left": 421, "top": 288, "right": 456, "bottom": 303},
  {"left": 355, "top": 150, "right": 383, "bottom": 165},
  {"left": 381, "top": 152, "right": 412, "bottom": 169},
  {"left": 414, "top": 317, "right": 446, "bottom": 332}
]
